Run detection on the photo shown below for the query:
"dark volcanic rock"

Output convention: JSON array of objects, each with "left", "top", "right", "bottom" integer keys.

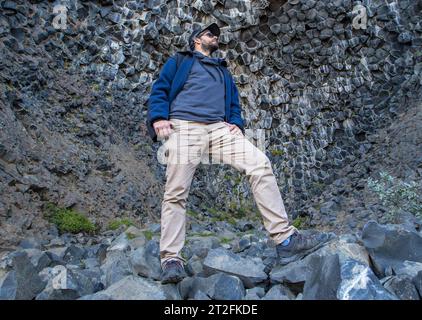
[
  {"left": 203, "top": 247, "right": 267, "bottom": 288},
  {"left": 179, "top": 273, "right": 245, "bottom": 300},
  {"left": 0, "top": 251, "right": 46, "bottom": 299},
  {"left": 361, "top": 221, "right": 422, "bottom": 277},
  {"left": 130, "top": 240, "right": 161, "bottom": 280}
]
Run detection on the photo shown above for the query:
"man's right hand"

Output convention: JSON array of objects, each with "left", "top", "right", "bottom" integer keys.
[{"left": 153, "top": 119, "right": 173, "bottom": 140}]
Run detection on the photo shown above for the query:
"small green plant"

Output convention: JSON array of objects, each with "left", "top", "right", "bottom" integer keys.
[
  {"left": 367, "top": 171, "right": 422, "bottom": 223},
  {"left": 180, "top": 250, "right": 189, "bottom": 261},
  {"left": 44, "top": 203, "right": 97, "bottom": 234},
  {"left": 227, "top": 216, "right": 237, "bottom": 225},
  {"left": 208, "top": 208, "right": 238, "bottom": 225},
  {"left": 219, "top": 237, "right": 233, "bottom": 244},
  {"left": 188, "top": 231, "right": 214, "bottom": 238},
  {"left": 270, "top": 149, "right": 284, "bottom": 156},
  {"left": 186, "top": 209, "right": 201, "bottom": 219},
  {"left": 292, "top": 216, "right": 307, "bottom": 229},
  {"left": 107, "top": 218, "right": 134, "bottom": 231},
  {"left": 126, "top": 232, "right": 137, "bottom": 240},
  {"left": 143, "top": 230, "right": 154, "bottom": 241}
]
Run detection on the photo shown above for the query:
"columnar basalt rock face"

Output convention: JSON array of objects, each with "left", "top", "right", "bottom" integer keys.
[{"left": 0, "top": 0, "right": 421, "bottom": 246}]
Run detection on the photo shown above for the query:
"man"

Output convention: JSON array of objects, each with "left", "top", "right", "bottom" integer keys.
[{"left": 147, "top": 23, "right": 331, "bottom": 284}]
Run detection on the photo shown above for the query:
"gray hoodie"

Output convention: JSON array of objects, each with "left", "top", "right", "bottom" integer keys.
[{"left": 169, "top": 50, "right": 226, "bottom": 123}]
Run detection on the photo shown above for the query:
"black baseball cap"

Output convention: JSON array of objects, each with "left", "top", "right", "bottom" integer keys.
[{"left": 188, "top": 23, "right": 221, "bottom": 51}]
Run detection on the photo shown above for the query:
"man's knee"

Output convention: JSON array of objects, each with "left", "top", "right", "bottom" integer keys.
[
  {"left": 163, "top": 185, "right": 191, "bottom": 203},
  {"left": 246, "top": 152, "right": 272, "bottom": 177},
  {"left": 163, "top": 192, "right": 189, "bottom": 204}
]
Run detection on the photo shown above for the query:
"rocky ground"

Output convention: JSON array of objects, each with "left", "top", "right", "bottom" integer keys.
[
  {"left": 1, "top": 0, "right": 422, "bottom": 251},
  {"left": 1, "top": 214, "right": 421, "bottom": 300}
]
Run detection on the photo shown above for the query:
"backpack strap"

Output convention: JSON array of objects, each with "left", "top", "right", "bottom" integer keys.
[
  {"left": 175, "top": 52, "right": 182, "bottom": 69},
  {"left": 146, "top": 52, "right": 190, "bottom": 107}
]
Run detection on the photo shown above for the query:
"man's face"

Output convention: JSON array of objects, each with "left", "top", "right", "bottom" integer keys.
[{"left": 195, "top": 30, "right": 219, "bottom": 53}]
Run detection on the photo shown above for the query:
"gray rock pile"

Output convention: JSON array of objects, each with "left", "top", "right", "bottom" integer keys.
[
  {"left": 1, "top": 0, "right": 421, "bottom": 250},
  {"left": 1, "top": 220, "right": 421, "bottom": 300}
]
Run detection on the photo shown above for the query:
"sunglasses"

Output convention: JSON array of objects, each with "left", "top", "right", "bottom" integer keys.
[{"left": 199, "top": 31, "right": 218, "bottom": 39}]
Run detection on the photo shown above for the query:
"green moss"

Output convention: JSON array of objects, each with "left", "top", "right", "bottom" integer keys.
[
  {"left": 219, "top": 237, "right": 232, "bottom": 244},
  {"left": 187, "top": 209, "right": 201, "bottom": 219},
  {"left": 107, "top": 218, "right": 134, "bottom": 231},
  {"left": 242, "top": 229, "right": 256, "bottom": 235},
  {"left": 205, "top": 202, "right": 259, "bottom": 226},
  {"left": 292, "top": 216, "right": 307, "bottom": 229},
  {"left": 189, "top": 231, "right": 214, "bottom": 237},
  {"left": 234, "top": 176, "right": 242, "bottom": 185},
  {"left": 227, "top": 217, "right": 237, "bottom": 225},
  {"left": 126, "top": 232, "right": 137, "bottom": 240},
  {"left": 270, "top": 149, "right": 284, "bottom": 156},
  {"left": 228, "top": 201, "right": 237, "bottom": 212},
  {"left": 228, "top": 202, "right": 258, "bottom": 221},
  {"left": 207, "top": 207, "right": 219, "bottom": 215},
  {"left": 208, "top": 208, "right": 237, "bottom": 225},
  {"left": 44, "top": 203, "right": 97, "bottom": 234},
  {"left": 180, "top": 250, "right": 188, "bottom": 261},
  {"left": 143, "top": 230, "right": 154, "bottom": 241}
]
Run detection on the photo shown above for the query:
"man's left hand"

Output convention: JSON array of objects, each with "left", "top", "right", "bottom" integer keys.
[{"left": 224, "top": 122, "right": 243, "bottom": 135}]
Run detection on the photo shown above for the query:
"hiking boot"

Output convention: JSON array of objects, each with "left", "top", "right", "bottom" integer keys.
[
  {"left": 160, "top": 259, "right": 187, "bottom": 284},
  {"left": 276, "top": 231, "right": 332, "bottom": 265}
]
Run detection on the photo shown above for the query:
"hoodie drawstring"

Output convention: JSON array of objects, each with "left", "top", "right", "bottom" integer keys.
[
  {"left": 198, "top": 60, "right": 217, "bottom": 82},
  {"left": 195, "top": 56, "right": 224, "bottom": 84}
]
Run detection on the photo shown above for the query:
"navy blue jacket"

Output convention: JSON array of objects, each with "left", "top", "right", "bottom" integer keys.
[{"left": 146, "top": 50, "right": 245, "bottom": 142}]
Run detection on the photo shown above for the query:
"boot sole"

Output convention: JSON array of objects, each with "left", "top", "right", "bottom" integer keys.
[{"left": 160, "top": 273, "right": 187, "bottom": 284}]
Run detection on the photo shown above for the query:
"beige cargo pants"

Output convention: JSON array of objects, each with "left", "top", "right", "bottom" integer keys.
[{"left": 159, "top": 118, "right": 297, "bottom": 265}]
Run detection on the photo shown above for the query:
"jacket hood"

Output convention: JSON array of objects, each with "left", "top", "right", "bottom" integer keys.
[{"left": 177, "top": 49, "right": 228, "bottom": 67}]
